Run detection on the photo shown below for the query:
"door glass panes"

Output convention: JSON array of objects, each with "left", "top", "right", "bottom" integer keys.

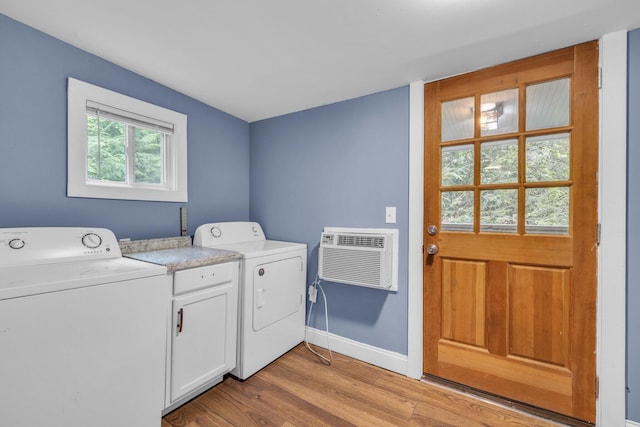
[
  {"left": 87, "top": 115, "right": 126, "bottom": 182},
  {"left": 442, "top": 97, "right": 474, "bottom": 142},
  {"left": 481, "top": 139, "right": 518, "bottom": 184},
  {"left": 526, "top": 78, "right": 570, "bottom": 131},
  {"left": 480, "top": 189, "right": 518, "bottom": 233},
  {"left": 525, "top": 187, "right": 569, "bottom": 234},
  {"left": 441, "top": 191, "right": 474, "bottom": 231},
  {"left": 134, "top": 128, "right": 163, "bottom": 184},
  {"left": 441, "top": 144, "right": 474, "bottom": 186},
  {"left": 480, "top": 88, "right": 518, "bottom": 137},
  {"left": 526, "top": 133, "right": 570, "bottom": 182}
]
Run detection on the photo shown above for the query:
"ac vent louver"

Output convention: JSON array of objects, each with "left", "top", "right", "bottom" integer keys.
[
  {"left": 337, "top": 235, "right": 385, "bottom": 248},
  {"left": 319, "top": 227, "right": 398, "bottom": 291}
]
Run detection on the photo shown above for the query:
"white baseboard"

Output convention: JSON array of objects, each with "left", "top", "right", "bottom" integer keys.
[
  {"left": 627, "top": 420, "right": 640, "bottom": 427},
  {"left": 304, "top": 326, "right": 408, "bottom": 376}
]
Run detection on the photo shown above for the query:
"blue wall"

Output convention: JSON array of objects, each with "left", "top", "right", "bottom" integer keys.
[
  {"left": 0, "top": 14, "right": 250, "bottom": 240},
  {"left": 249, "top": 88, "right": 410, "bottom": 354},
  {"left": 628, "top": 28, "right": 640, "bottom": 422}
]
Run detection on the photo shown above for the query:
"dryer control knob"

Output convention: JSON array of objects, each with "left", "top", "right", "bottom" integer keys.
[
  {"left": 8, "top": 238, "right": 25, "bottom": 249},
  {"left": 210, "top": 226, "right": 222, "bottom": 238}
]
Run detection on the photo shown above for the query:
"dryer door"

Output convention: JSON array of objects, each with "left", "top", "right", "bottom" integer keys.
[{"left": 253, "top": 256, "right": 304, "bottom": 331}]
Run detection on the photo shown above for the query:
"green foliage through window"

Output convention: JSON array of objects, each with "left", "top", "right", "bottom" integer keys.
[
  {"left": 87, "top": 115, "right": 164, "bottom": 185},
  {"left": 440, "top": 135, "right": 570, "bottom": 234}
]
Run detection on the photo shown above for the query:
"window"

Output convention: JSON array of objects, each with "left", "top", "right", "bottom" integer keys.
[{"left": 68, "top": 78, "right": 187, "bottom": 202}]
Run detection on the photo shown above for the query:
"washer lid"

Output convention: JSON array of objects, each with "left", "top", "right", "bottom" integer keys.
[
  {"left": 0, "top": 258, "right": 166, "bottom": 300},
  {"left": 203, "top": 240, "right": 306, "bottom": 258}
]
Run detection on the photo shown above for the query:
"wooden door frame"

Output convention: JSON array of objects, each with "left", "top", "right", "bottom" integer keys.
[{"left": 406, "top": 32, "right": 627, "bottom": 425}]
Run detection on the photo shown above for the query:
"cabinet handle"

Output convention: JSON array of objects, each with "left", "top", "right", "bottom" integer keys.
[{"left": 177, "top": 308, "right": 184, "bottom": 334}]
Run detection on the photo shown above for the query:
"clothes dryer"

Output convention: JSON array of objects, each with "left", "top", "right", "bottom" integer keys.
[{"left": 194, "top": 222, "right": 306, "bottom": 379}]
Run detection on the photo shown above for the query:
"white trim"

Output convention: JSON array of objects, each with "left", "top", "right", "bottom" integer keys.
[
  {"left": 597, "top": 30, "right": 628, "bottom": 427},
  {"left": 305, "top": 327, "right": 408, "bottom": 375},
  {"left": 67, "top": 78, "right": 188, "bottom": 202},
  {"left": 407, "top": 81, "right": 424, "bottom": 379},
  {"left": 627, "top": 420, "right": 640, "bottom": 427}
]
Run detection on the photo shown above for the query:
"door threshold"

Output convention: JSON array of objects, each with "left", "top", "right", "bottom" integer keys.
[{"left": 421, "top": 374, "right": 593, "bottom": 427}]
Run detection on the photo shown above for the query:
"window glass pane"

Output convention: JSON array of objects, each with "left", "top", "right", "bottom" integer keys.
[
  {"left": 526, "top": 133, "right": 570, "bottom": 182},
  {"left": 442, "top": 144, "right": 474, "bottom": 186},
  {"left": 481, "top": 139, "right": 518, "bottom": 184},
  {"left": 480, "top": 189, "right": 517, "bottom": 233},
  {"left": 134, "top": 127, "right": 163, "bottom": 184},
  {"left": 442, "top": 97, "right": 474, "bottom": 142},
  {"left": 87, "top": 115, "right": 126, "bottom": 182},
  {"left": 441, "top": 191, "right": 474, "bottom": 231},
  {"left": 526, "top": 78, "right": 570, "bottom": 131},
  {"left": 480, "top": 88, "right": 518, "bottom": 136},
  {"left": 525, "top": 187, "right": 569, "bottom": 235}
]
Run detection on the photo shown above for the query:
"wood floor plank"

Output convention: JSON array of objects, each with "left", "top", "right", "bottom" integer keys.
[
  {"left": 163, "top": 400, "right": 209, "bottom": 427},
  {"left": 273, "top": 350, "right": 417, "bottom": 419},
  {"left": 184, "top": 409, "right": 236, "bottom": 427},
  {"left": 162, "top": 344, "right": 567, "bottom": 427},
  {"left": 374, "top": 368, "right": 560, "bottom": 426},
  {"left": 410, "top": 402, "right": 479, "bottom": 427},
  {"left": 258, "top": 363, "right": 411, "bottom": 426},
  {"left": 195, "top": 386, "right": 281, "bottom": 426},
  {"left": 228, "top": 375, "right": 356, "bottom": 427},
  {"left": 288, "top": 343, "right": 383, "bottom": 386}
]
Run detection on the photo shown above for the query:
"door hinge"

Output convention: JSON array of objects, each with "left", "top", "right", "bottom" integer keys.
[
  {"left": 598, "top": 67, "right": 602, "bottom": 89},
  {"left": 597, "top": 223, "right": 601, "bottom": 246},
  {"left": 595, "top": 375, "right": 599, "bottom": 399}
]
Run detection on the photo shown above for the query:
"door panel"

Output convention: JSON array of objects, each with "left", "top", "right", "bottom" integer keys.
[
  {"left": 253, "top": 256, "right": 303, "bottom": 331},
  {"left": 441, "top": 259, "right": 487, "bottom": 347},
  {"left": 508, "top": 264, "right": 570, "bottom": 365},
  {"left": 423, "top": 41, "right": 598, "bottom": 422}
]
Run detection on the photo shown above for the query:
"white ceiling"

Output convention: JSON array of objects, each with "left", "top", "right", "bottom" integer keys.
[{"left": 2, "top": 0, "right": 640, "bottom": 122}]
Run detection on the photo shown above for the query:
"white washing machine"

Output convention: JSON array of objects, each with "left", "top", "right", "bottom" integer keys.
[
  {"left": 194, "top": 221, "right": 306, "bottom": 380},
  {"left": 0, "top": 227, "right": 168, "bottom": 427}
]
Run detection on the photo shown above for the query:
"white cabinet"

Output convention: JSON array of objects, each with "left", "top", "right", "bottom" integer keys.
[{"left": 165, "top": 261, "right": 238, "bottom": 411}]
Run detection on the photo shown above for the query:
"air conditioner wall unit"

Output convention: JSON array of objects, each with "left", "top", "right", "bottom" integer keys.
[{"left": 318, "top": 227, "right": 398, "bottom": 291}]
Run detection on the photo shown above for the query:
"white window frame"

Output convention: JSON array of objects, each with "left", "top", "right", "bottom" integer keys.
[{"left": 67, "top": 77, "right": 188, "bottom": 202}]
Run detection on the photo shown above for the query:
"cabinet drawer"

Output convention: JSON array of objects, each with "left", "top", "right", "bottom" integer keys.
[{"left": 173, "top": 262, "right": 235, "bottom": 295}]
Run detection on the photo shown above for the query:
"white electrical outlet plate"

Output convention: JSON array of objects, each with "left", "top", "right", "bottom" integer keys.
[{"left": 385, "top": 206, "right": 396, "bottom": 224}]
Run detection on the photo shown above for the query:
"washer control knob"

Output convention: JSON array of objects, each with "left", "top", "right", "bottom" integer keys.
[
  {"left": 8, "top": 238, "right": 26, "bottom": 250},
  {"left": 210, "top": 226, "right": 222, "bottom": 238},
  {"left": 81, "top": 233, "right": 102, "bottom": 249}
]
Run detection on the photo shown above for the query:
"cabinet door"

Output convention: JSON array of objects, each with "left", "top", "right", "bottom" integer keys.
[{"left": 170, "top": 282, "right": 236, "bottom": 402}]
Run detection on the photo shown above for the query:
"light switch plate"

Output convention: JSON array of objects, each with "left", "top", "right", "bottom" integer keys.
[{"left": 385, "top": 206, "right": 396, "bottom": 224}]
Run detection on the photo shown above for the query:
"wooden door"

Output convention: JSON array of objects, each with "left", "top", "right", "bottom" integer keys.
[{"left": 423, "top": 42, "right": 598, "bottom": 422}]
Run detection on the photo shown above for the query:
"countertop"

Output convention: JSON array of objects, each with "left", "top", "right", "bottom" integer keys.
[{"left": 121, "top": 237, "right": 241, "bottom": 273}]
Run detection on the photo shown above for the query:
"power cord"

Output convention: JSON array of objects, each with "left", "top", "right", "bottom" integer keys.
[{"left": 304, "top": 275, "right": 333, "bottom": 365}]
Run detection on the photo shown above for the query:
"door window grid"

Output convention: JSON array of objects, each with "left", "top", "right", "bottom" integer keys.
[{"left": 439, "top": 78, "right": 572, "bottom": 235}]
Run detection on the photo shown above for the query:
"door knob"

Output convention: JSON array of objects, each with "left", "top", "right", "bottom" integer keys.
[
  {"left": 427, "top": 225, "right": 438, "bottom": 236},
  {"left": 427, "top": 244, "right": 439, "bottom": 255}
]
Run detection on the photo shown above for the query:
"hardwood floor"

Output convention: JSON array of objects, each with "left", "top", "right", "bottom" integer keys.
[{"left": 162, "top": 344, "right": 567, "bottom": 427}]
